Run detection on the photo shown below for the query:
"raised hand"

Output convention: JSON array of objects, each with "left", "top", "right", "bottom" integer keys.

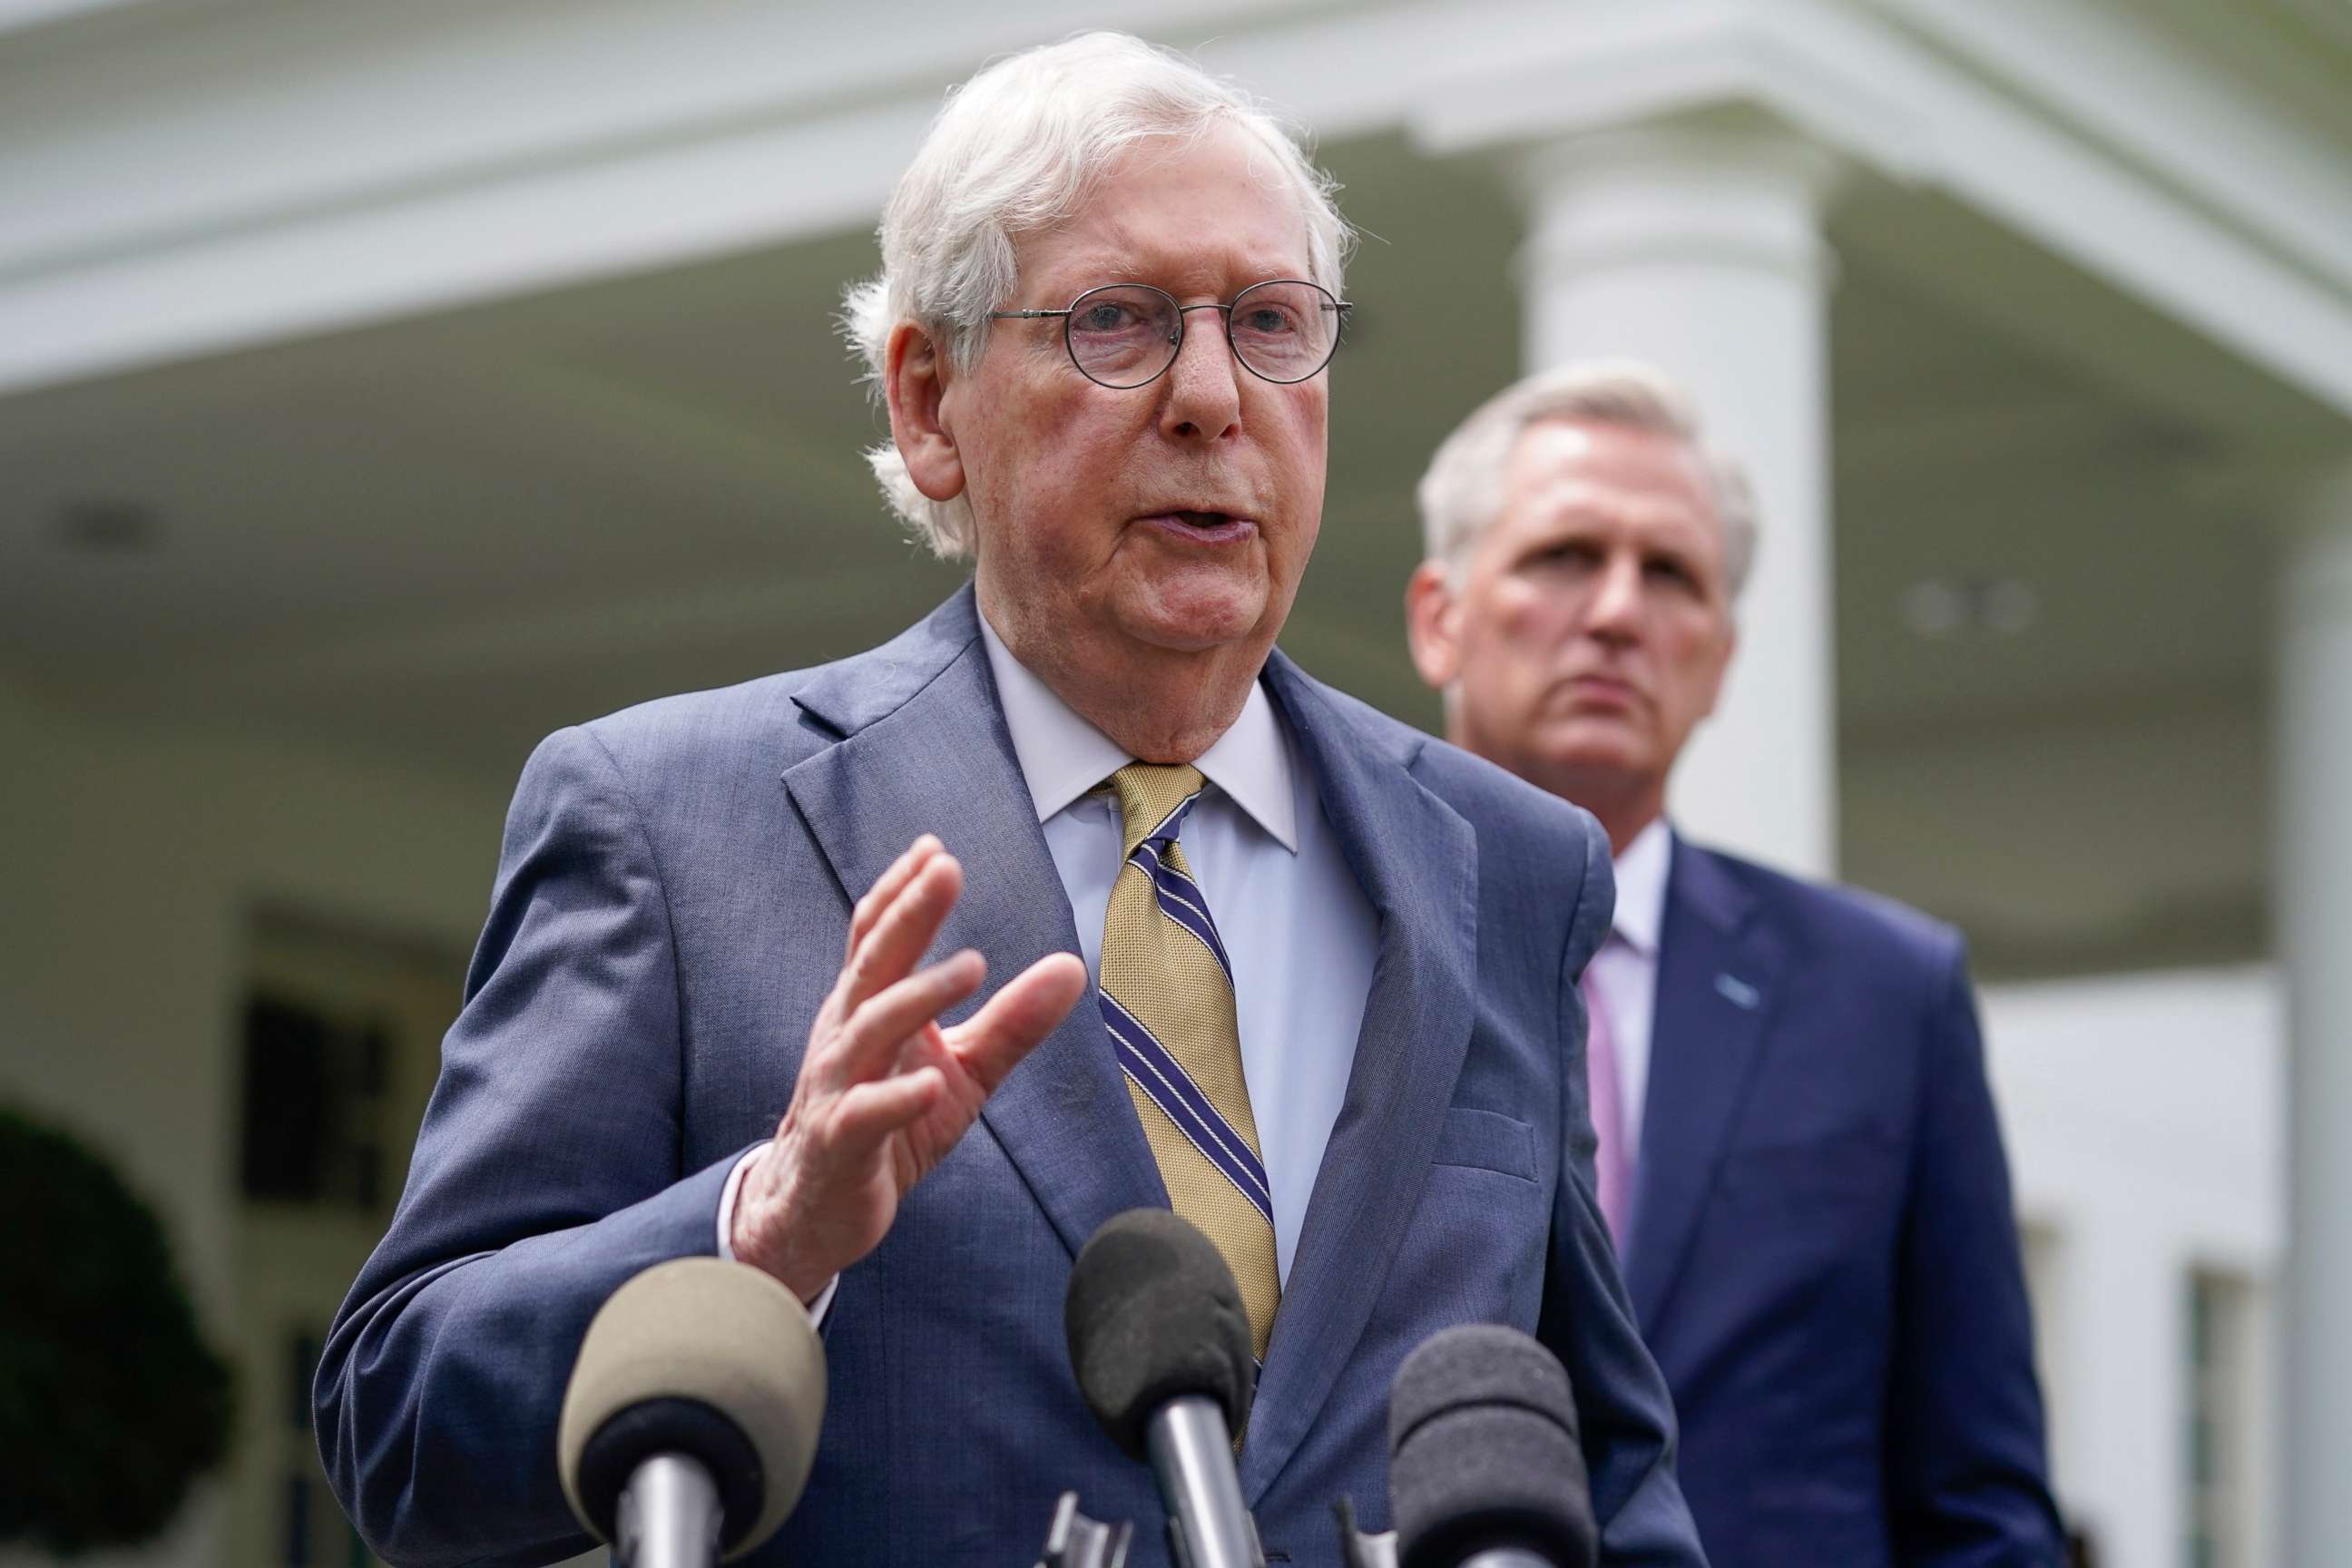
[{"left": 729, "top": 835, "right": 1089, "bottom": 1301}]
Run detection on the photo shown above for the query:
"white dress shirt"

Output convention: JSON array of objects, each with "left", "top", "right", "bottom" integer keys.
[
  {"left": 721, "top": 614, "right": 1378, "bottom": 1298},
  {"left": 1582, "top": 817, "right": 1671, "bottom": 1162}
]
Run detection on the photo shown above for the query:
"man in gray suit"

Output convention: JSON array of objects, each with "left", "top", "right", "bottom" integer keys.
[{"left": 317, "top": 33, "right": 1708, "bottom": 1568}]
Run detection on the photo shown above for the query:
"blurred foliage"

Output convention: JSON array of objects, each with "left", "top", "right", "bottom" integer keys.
[{"left": 0, "top": 1104, "right": 233, "bottom": 1556}]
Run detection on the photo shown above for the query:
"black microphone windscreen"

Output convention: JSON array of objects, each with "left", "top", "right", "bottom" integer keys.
[
  {"left": 1388, "top": 1324, "right": 1595, "bottom": 1568},
  {"left": 1064, "top": 1208, "right": 1256, "bottom": 1460}
]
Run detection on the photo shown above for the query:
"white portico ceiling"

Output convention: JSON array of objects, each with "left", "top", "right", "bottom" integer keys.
[{"left": 6, "top": 0, "right": 2352, "bottom": 410}]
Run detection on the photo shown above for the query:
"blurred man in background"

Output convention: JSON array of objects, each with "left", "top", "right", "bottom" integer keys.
[
  {"left": 317, "top": 38, "right": 1706, "bottom": 1568},
  {"left": 1406, "top": 362, "right": 2064, "bottom": 1566}
]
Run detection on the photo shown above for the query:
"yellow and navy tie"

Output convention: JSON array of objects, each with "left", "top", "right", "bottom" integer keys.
[{"left": 1098, "top": 763, "right": 1280, "bottom": 1363}]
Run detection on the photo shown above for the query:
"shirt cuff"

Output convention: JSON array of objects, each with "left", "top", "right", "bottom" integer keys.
[{"left": 716, "top": 1146, "right": 838, "bottom": 1326}]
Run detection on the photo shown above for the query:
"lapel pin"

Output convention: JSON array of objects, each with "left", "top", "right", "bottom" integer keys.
[{"left": 1713, "top": 973, "right": 1761, "bottom": 1010}]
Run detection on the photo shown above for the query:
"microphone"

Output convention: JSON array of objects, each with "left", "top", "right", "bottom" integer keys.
[
  {"left": 1387, "top": 1325, "right": 1597, "bottom": 1568},
  {"left": 557, "top": 1258, "right": 826, "bottom": 1566},
  {"left": 1065, "top": 1209, "right": 1264, "bottom": 1568}
]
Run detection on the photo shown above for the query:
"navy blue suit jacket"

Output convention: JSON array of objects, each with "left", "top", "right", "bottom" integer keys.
[
  {"left": 315, "top": 590, "right": 1706, "bottom": 1567},
  {"left": 1625, "top": 838, "right": 2061, "bottom": 1566}
]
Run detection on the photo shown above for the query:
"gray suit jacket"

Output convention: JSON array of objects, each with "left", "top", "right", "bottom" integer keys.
[{"left": 316, "top": 587, "right": 1706, "bottom": 1566}]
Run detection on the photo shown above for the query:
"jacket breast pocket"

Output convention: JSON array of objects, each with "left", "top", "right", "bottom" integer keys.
[
  {"left": 1379, "top": 1107, "right": 1547, "bottom": 1326},
  {"left": 1432, "top": 1106, "right": 1537, "bottom": 1183}
]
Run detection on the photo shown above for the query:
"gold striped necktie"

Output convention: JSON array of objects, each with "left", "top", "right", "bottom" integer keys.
[{"left": 1097, "top": 762, "right": 1280, "bottom": 1363}]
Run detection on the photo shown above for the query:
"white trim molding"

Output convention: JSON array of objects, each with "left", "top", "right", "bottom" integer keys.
[{"left": 3, "top": 0, "right": 2350, "bottom": 415}]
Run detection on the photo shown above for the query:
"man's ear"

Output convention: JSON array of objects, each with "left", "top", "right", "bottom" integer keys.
[
  {"left": 1404, "top": 559, "right": 1464, "bottom": 691},
  {"left": 884, "top": 320, "right": 965, "bottom": 503}
]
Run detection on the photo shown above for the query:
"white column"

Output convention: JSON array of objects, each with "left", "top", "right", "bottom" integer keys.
[
  {"left": 1514, "top": 126, "right": 1841, "bottom": 878},
  {"left": 2052, "top": 1216, "right": 2183, "bottom": 1568},
  {"left": 2280, "top": 466, "right": 2352, "bottom": 1568}
]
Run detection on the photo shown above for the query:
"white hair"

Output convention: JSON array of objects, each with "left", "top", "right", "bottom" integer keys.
[
  {"left": 842, "top": 31, "right": 1352, "bottom": 559},
  {"left": 1416, "top": 359, "right": 1759, "bottom": 598}
]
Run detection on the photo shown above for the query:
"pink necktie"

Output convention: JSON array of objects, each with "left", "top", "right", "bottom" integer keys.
[{"left": 1580, "top": 958, "right": 1632, "bottom": 1249}]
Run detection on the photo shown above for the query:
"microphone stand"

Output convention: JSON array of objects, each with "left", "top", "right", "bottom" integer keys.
[
  {"left": 613, "top": 1453, "right": 722, "bottom": 1568},
  {"left": 1036, "top": 1490, "right": 1134, "bottom": 1568},
  {"left": 1147, "top": 1395, "right": 1261, "bottom": 1568}
]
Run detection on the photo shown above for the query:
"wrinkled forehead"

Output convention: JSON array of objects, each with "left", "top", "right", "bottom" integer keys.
[{"left": 1014, "top": 125, "right": 1323, "bottom": 299}]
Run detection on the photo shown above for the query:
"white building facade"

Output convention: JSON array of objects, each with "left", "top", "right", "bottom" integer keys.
[{"left": 2, "top": 2, "right": 2346, "bottom": 1565}]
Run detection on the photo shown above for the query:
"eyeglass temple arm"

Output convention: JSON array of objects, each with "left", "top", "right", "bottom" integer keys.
[{"left": 987, "top": 300, "right": 1349, "bottom": 319}]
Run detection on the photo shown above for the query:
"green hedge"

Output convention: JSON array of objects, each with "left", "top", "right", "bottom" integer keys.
[{"left": 0, "top": 1106, "right": 234, "bottom": 1555}]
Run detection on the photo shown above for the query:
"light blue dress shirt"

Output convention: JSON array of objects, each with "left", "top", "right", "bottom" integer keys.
[{"left": 978, "top": 614, "right": 1378, "bottom": 1284}]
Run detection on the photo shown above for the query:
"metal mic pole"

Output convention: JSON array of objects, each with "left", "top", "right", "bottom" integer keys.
[
  {"left": 614, "top": 1454, "right": 723, "bottom": 1568},
  {"left": 1147, "top": 1395, "right": 1260, "bottom": 1568}
]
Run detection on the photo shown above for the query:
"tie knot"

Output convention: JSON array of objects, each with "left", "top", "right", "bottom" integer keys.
[{"left": 1108, "top": 762, "right": 1206, "bottom": 858}]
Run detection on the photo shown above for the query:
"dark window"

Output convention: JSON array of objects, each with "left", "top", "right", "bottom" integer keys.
[
  {"left": 238, "top": 995, "right": 389, "bottom": 1210},
  {"left": 284, "top": 1472, "right": 311, "bottom": 1568},
  {"left": 241, "top": 998, "right": 330, "bottom": 1201}
]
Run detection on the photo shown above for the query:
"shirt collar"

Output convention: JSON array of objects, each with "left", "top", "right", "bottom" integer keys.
[
  {"left": 977, "top": 609, "right": 1298, "bottom": 853},
  {"left": 1609, "top": 817, "right": 1672, "bottom": 957}
]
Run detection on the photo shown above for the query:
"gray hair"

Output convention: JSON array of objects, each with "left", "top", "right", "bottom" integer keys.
[
  {"left": 842, "top": 31, "right": 1352, "bottom": 559},
  {"left": 1416, "top": 359, "right": 1758, "bottom": 597}
]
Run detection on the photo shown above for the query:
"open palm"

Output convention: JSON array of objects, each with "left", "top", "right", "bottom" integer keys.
[{"left": 730, "top": 837, "right": 1087, "bottom": 1301}]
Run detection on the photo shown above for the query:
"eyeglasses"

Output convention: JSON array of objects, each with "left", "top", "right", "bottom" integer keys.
[{"left": 988, "top": 279, "right": 1350, "bottom": 389}]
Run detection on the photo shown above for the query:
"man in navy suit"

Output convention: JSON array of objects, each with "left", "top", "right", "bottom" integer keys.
[
  {"left": 316, "top": 36, "right": 1707, "bottom": 1568},
  {"left": 1405, "top": 362, "right": 2063, "bottom": 1566}
]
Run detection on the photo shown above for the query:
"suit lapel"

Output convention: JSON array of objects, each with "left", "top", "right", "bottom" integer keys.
[
  {"left": 1237, "top": 657, "right": 1479, "bottom": 1504},
  {"left": 784, "top": 619, "right": 1482, "bottom": 1494},
  {"left": 780, "top": 589, "right": 1163, "bottom": 1262},
  {"left": 1623, "top": 838, "right": 1783, "bottom": 1329}
]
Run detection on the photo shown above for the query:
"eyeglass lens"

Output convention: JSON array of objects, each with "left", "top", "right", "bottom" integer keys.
[{"left": 1065, "top": 281, "right": 1340, "bottom": 387}]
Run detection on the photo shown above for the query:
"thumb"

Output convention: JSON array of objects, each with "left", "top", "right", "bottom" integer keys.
[{"left": 946, "top": 952, "right": 1088, "bottom": 1093}]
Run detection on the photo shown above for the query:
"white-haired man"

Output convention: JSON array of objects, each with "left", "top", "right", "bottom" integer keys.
[
  {"left": 318, "top": 36, "right": 1707, "bottom": 1568},
  {"left": 1405, "top": 363, "right": 2063, "bottom": 1566}
]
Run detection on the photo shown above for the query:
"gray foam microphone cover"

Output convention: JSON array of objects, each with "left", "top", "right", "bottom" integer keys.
[
  {"left": 557, "top": 1257, "right": 826, "bottom": 1561},
  {"left": 1387, "top": 1322, "right": 1575, "bottom": 1448},
  {"left": 1388, "top": 1324, "right": 1593, "bottom": 1568}
]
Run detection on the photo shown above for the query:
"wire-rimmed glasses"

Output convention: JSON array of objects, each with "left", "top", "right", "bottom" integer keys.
[{"left": 988, "top": 279, "right": 1350, "bottom": 389}]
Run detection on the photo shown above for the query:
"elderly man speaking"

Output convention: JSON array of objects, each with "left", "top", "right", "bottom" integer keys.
[{"left": 316, "top": 34, "right": 1704, "bottom": 1568}]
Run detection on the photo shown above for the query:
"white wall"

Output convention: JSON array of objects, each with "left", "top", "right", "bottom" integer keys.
[
  {"left": 1984, "top": 967, "right": 2285, "bottom": 1568},
  {"left": 0, "top": 680, "right": 514, "bottom": 1568}
]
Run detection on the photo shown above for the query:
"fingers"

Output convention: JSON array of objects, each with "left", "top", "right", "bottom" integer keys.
[
  {"left": 827, "top": 1065, "right": 946, "bottom": 1154},
  {"left": 839, "top": 850, "right": 963, "bottom": 1014},
  {"left": 828, "top": 950, "right": 985, "bottom": 1088},
  {"left": 945, "top": 952, "right": 1089, "bottom": 1094},
  {"left": 847, "top": 835, "right": 943, "bottom": 962}
]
